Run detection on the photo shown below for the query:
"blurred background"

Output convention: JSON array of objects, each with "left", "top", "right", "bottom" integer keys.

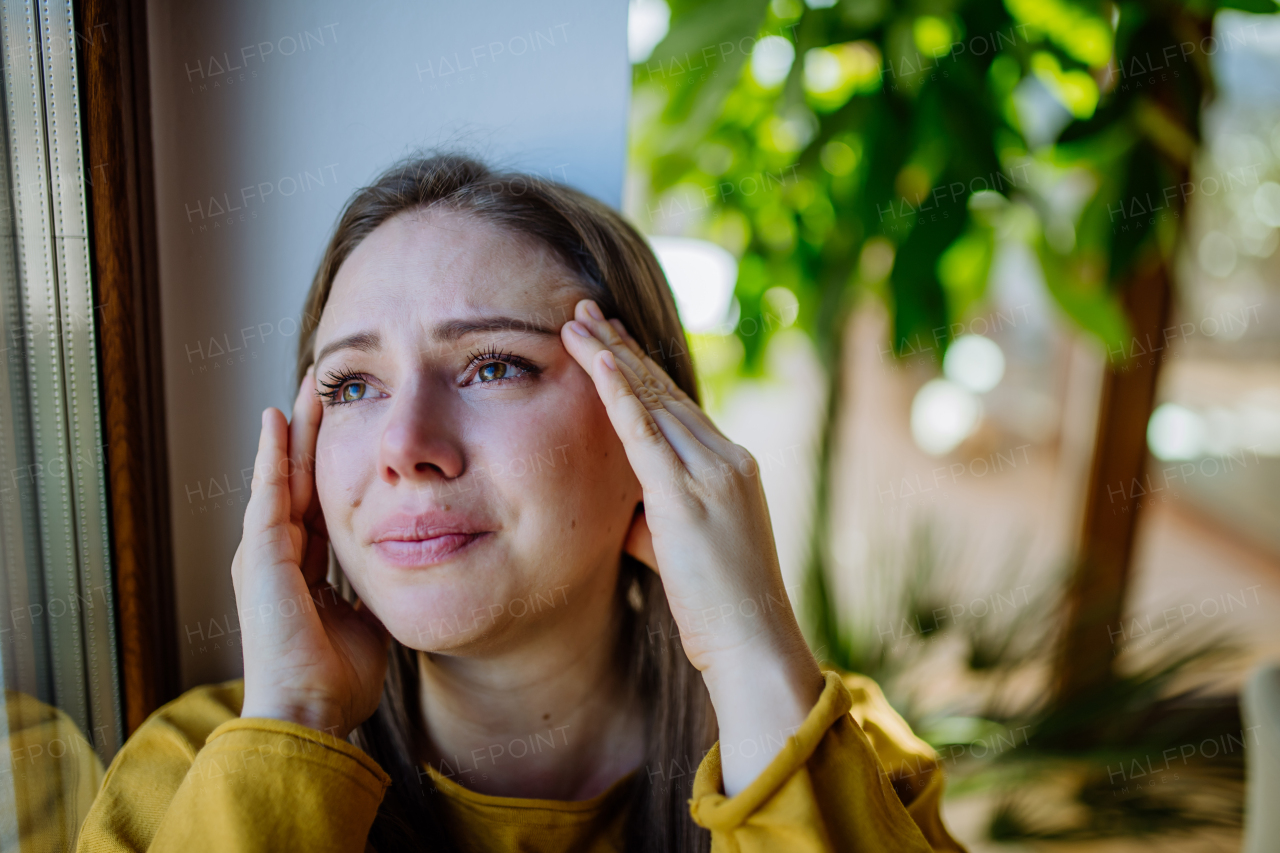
[{"left": 625, "top": 0, "right": 1280, "bottom": 848}]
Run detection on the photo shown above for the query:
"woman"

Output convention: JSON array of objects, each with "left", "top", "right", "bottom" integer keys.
[{"left": 78, "top": 156, "right": 965, "bottom": 852}]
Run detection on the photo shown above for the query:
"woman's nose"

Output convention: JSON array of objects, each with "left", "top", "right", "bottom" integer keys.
[{"left": 377, "top": 385, "right": 465, "bottom": 485}]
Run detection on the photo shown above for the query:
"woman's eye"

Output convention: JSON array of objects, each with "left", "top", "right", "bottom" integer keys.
[
  {"left": 339, "top": 380, "right": 369, "bottom": 402},
  {"left": 473, "top": 358, "right": 529, "bottom": 383},
  {"left": 317, "top": 370, "right": 383, "bottom": 407}
]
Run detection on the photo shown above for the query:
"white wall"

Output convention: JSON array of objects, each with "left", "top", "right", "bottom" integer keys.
[{"left": 145, "top": 0, "right": 630, "bottom": 688}]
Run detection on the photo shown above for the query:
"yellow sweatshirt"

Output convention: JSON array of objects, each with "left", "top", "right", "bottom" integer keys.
[{"left": 75, "top": 670, "right": 966, "bottom": 852}]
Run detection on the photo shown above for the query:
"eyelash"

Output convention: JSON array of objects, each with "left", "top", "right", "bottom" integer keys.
[{"left": 316, "top": 348, "right": 539, "bottom": 407}]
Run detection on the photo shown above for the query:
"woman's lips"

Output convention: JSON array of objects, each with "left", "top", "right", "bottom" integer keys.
[
  {"left": 373, "top": 531, "right": 490, "bottom": 567},
  {"left": 368, "top": 510, "right": 492, "bottom": 567}
]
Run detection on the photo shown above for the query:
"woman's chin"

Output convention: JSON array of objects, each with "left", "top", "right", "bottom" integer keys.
[{"left": 356, "top": 567, "right": 520, "bottom": 651}]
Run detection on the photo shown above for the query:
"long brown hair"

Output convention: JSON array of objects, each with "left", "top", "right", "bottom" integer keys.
[{"left": 296, "top": 154, "right": 716, "bottom": 852}]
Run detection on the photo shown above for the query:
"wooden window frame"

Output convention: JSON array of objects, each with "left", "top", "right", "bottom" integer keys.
[{"left": 77, "top": 0, "right": 178, "bottom": 733}]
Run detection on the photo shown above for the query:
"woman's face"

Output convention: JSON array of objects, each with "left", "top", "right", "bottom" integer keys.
[{"left": 311, "top": 208, "right": 641, "bottom": 653}]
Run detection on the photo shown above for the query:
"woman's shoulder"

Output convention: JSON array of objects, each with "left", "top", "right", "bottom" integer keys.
[
  {"left": 134, "top": 679, "right": 245, "bottom": 751},
  {"left": 106, "top": 678, "right": 245, "bottom": 777},
  {"left": 81, "top": 679, "right": 247, "bottom": 850}
]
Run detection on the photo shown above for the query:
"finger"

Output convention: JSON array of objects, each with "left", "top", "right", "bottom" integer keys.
[
  {"left": 563, "top": 324, "right": 694, "bottom": 486},
  {"left": 586, "top": 304, "right": 701, "bottom": 414},
  {"left": 289, "top": 367, "right": 322, "bottom": 524},
  {"left": 565, "top": 312, "right": 711, "bottom": 450},
  {"left": 609, "top": 318, "right": 707, "bottom": 413},
  {"left": 596, "top": 313, "right": 763, "bottom": 487},
  {"left": 602, "top": 311, "right": 725, "bottom": 433},
  {"left": 612, "top": 356, "right": 716, "bottom": 464},
  {"left": 577, "top": 302, "right": 736, "bottom": 457},
  {"left": 570, "top": 318, "right": 721, "bottom": 468},
  {"left": 246, "top": 408, "right": 291, "bottom": 536},
  {"left": 608, "top": 319, "right": 645, "bottom": 360}
]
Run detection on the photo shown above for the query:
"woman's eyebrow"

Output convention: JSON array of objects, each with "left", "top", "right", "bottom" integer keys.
[
  {"left": 432, "top": 316, "right": 561, "bottom": 341},
  {"left": 315, "top": 331, "right": 381, "bottom": 366},
  {"left": 314, "top": 316, "right": 561, "bottom": 365}
]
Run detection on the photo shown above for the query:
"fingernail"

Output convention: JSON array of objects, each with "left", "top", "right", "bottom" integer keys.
[
  {"left": 567, "top": 320, "right": 592, "bottom": 338},
  {"left": 600, "top": 350, "right": 618, "bottom": 372},
  {"left": 584, "top": 300, "right": 604, "bottom": 321}
]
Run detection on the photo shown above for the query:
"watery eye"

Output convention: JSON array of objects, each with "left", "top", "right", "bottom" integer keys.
[
  {"left": 478, "top": 362, "right": 509, "bottom": 382},
  {"left": 340, "top": 381, "right": 368, "bottom": 402}
]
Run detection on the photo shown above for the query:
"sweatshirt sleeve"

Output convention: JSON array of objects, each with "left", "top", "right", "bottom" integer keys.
[
  {"left": 75, "top": 681, "right": 390, "bottom": 853},
  {"left": 688, "top": 670, "right": 966, "bottom": 853}
]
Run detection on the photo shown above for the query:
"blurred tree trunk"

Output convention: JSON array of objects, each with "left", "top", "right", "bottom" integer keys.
[
  {"left": 1052, "top": 7, "right": 1210, "bottom": 705},
  {"left": 1054, "top": 250, "right": 1173, "bottom": 703},
  {"left": 801, "top": 266, "right": 857, "bottom": 665}
]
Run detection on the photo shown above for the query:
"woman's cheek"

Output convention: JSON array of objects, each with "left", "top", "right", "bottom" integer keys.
[
  {"left": 314, "top": 420, "right": 371, "bottom": 543},
  {"left": 552, "top": 416, "right": 637, "bottom": 543}
]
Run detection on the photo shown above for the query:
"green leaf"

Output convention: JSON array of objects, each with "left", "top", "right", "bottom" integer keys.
[
  {"left": 888, "top": 204, "right": 966, "bottom": 356},
  {"left": 644, "top": 0, "right": 773, "bottom": 152},
  {"left": 938, "top": 226, "right": 995, "bottom": 318},
  {"left": 1035, "top": 236, "right": 1130, "bottom": 352}
]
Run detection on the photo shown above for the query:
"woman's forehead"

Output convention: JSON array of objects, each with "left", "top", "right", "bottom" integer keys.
[
  {"left": 337, "top": 210, "right": 555, "bottom": 291},
  {"left": 319, "top": 209, "right": 585, "bottom": 341}
]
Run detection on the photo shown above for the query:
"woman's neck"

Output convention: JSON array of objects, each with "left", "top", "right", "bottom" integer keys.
[{"left": 415, "top": 584, "right": 646, "bottom": 801}]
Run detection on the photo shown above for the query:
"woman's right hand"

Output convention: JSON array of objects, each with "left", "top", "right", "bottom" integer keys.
[{"left": 234, "top": 367, "right": 390, "bottom": 738}]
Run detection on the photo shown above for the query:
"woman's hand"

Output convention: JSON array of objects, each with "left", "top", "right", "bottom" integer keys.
[
  {"left": 561, "top": 299, "right": 823, "bottom": 796},
  {"left": 234, "top": 368, "right": 390, "bottom": 739}
]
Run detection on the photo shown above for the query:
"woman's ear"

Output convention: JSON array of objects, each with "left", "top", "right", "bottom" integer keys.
[{"left": 622, "top": 502, "right": 658, "bottom": 572}]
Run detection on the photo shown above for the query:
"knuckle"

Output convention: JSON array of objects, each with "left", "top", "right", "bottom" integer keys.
[
  {"left": 729, "top": 444, "right": 758, "bottom": 473},
  {"left": 610, "top": 379, "right": 633, "bottom": 402},
  {"left": 635, "top": 413, "right": 664, "bottom": 443},
  {"left": 636, "top": 386, "right": 662, "bottom": 407}
]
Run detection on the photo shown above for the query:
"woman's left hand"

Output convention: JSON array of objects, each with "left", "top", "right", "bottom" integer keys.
[{"left": 561, "top": 298, "right": 824, "bottom": 796}]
